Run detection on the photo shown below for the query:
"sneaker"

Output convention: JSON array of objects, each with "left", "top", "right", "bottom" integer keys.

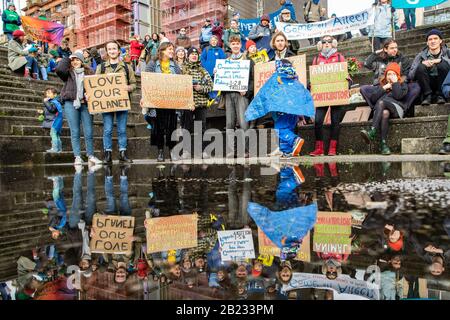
[
  {"left": 88, "top": 163, "right": 103, "bottom": 173},
  {"left": 421, "top": 95, "right": 432, "bottom": 106},
  {"left": 381, "top": 140, "right": 391, "bottom": 155},
  {"left": 292, "top": 166, "right": 305, "bottom": 184},
  {"left": 436, "top": 95, "right": 446, "bottom": 105},
  {"left": 88, "top": 156, "right": 103, "bottom": 165},
  {"left": 292, "top": 138, "right": 305, "bottom": 157},
  {"left": 74, "top": 156, "right": 83, "bottom": 166},
  {"left": 46, "top": 148, "right": 59, "bottom": 153},
  {"left": 75, "top": 165, "right": 83, "bottom": 174}
]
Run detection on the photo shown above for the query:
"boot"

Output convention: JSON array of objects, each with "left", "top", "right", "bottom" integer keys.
[
  {"left": 381, "top": 140, "right": 391, "bottom": 155},
  {"left": 328, "top": 140, "right": 338, "bottom": 156},
  {"left": 119, "top": 150, "right": 133, "bottom": 164},
  {"left": 360, "top": 127, "right": 377, "bottom": 144},
  {"left": 328, "top": 162, "right": 338, "bottom": 177},
  {"left": 309, "top": 141, "right": 324, "bottom": 157},
  {"left": 436, "top": 95, "right": 446, "bottom": 105},
  {"left": 104, "top": 151, "right": 112, "bottom": 164},
  {"left": 314, "top": 163, "right": 325, "bottom": 177},
  {"left": 421, "top": 95, "right": 432, "bottom": 106},
  {"left": 157, "top": 149, "right": 164, "bottom": 162}
]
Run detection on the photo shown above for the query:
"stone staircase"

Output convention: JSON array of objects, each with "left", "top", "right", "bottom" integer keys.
[{"left": 0, "top": 23, "right": 449, "bottom": 166}]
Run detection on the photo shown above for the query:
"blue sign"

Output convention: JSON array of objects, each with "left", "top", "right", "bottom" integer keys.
[{"left": 392, "top": 0, "right": 448, "bottom": 8}]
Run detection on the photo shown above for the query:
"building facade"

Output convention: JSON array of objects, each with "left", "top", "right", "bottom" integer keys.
[{"left": 131, "top": 0, "right": 162, "bottom": 38}]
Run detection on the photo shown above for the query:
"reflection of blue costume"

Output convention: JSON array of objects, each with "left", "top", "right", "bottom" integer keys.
[
  {"left": 245, "top": 60, "right": 315, "bottom": 154},
  {"left": 276, "top": 167, "right": 303, "bottom": 206}
]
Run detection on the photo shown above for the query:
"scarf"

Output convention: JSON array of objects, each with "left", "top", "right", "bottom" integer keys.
[
  {"left": 230, "top": 52, "right": 244, "bottom": 60},
  {"left": 276, "top": 60, "right": 298, "bottom": 81},
  {"left": 73, "top": 68, "right": 85, "bottom": 109},
  {"left": 321, "top": 47, "right": 337, "bottom": 59}
]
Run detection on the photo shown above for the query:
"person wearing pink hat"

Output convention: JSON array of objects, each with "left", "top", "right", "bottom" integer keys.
[{"left": 7, "top": 29, "right": 39, "bottom": 79}]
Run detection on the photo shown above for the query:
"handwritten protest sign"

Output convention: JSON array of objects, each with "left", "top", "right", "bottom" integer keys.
[
  {"left": 141, "top": 72, "right": 194, "bottom": 110},
  {"left": 90, "top": 215, "right": 135, "bottom": 254},
  {"left": 218, "top": 229, "right": 255, "bottom": 262},
  {"left": 310, "top": 62, "right": 350, "bottom": 108},
  {"left": 254, "top": 55, "right": 307, "bottom": 94},
  {"left": 213, "top": 59, "right": 250, "bottom": 92},
  {"left": 145, "top": 214, "right": 198, "bottom": 254},
  {"left": 84, "top": 73, "right": 131, "bottom": 114},
  {"left": 258, "top": 228, "right": 311, "bottom": 262},
  {"left": 249, "top": 49, "right": 269, "bottom": 64},
  {"left": 313, "top": 212, "right": 352, "bottom": 255}
]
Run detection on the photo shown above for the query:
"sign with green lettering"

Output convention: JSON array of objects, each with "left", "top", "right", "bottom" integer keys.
[{"left": 90, "top": 215, "right": 135, "bottom": 254}]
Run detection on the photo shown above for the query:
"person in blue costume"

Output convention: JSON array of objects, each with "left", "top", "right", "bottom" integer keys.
[
  {"left": 248, "top": 166, "right": 318, "bottom": 261},
  {"left": 245, "top": 57, "right": 315, "bottom": 157}
]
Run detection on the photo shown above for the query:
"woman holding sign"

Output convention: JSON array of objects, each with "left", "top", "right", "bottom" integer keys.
[
  {"left": 95, "top": 40, "right": 136, "bottom": 164},
  {"left": 144, "top": 42, "right": 182, "bottom": 162}
]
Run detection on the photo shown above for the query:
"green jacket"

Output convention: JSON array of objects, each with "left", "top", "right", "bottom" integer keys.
[
  {"left": 181, "top": 62, "right": 213, "bottom": 108},
  {"left": 2, "top": 9, "right": 21, "bottom": 33},
  {"left": 95, "top": 60, "right": 137, "bottom": 92},
  {"left": 7, "top": 38, "right": 29, "bottom": 71}
]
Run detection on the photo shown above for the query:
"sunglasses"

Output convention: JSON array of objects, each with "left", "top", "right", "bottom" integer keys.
[{"left": 322, "top": 40, "right": 333, "bottom": 44}]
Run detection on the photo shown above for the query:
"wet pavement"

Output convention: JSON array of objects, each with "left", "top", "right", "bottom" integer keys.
[{"left": 0, "top": 161, "right": 449, "bottom": 300}]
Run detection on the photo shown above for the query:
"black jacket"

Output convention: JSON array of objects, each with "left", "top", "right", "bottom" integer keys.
[
  {"left": 370, "top": 82, "right": 409, "bottom": 111},
  {"left": 270, "top": 49, "right": 296, "bottom": 61},
  {"left": 55, "top": 57, "right": 93, "bottom": 102},
  {"left": 364, "top": 52, "right": 412, "bottom": 85}
]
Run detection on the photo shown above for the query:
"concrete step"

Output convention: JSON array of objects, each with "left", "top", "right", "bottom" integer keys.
[
  {"left": 402, "top": 137, "right": 444, "bottom": 155},
  {"left": 415, "top": 104, "right": 450, "bottom": 117}
]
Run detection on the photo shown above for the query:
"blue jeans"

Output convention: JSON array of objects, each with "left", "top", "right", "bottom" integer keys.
[
  {"left": 274, "top": 113, "right": 300, "bottom": 154},
  {"left": 102, "top": 111, "right": 128, "bottom": 151},
  {"left": 40, "top": 66, "right": 48, "bottom": 80},
  {"left": 5, "top": 33, "right": 13, "bottom": 40},
  {"left": 403, "top": 8, "right": 416, "bottom": 30},
  {"left": 69, "top": 172, "right": 97, "bottom": 228},
  {"left": 105, "top": 176, "right": 131, "bottom": 216},
  {"left": 25, "top": 56, "right": 39, "bottom": 75},
  {"left": 50, "top": 127, "right": 62, "bottom": 151},
  {"left": 64, "top": 101, "right": 94, "bottom": 157}
]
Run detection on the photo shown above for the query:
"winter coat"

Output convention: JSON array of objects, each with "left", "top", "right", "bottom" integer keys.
[
  {"left": 369, "top": 4, "right": 398, "bottom": 38},
  {"left": 55, "top": 57, "right": 94, "bottom": 102},
  {"left": 248, "top": 24, "right": 272, "bottom": 41},
  {"left": 199, "top": 25, "right": 213, "bottom": 44},
  {"left": 145, "top": 59, "right": 181, "bottom": 75},
  {"left": 57, "top": 47, "right": 72, "bottom": 59},
  {"left": 96, "top": 60, "right": 137, "bottom": 92},
  {"left": 365, "top": 52, "right": 412, "bottom": 85},
  {"left": 175, "top": 35, "right": 192, "bottom": 49},
  {"left": 443, "top": 71, "right": 450, "bottom": 99},
  {"left": 146, "top": 40, "right": 160, "bottom": 59},
  {"left": 212, "top": 25, "right": 224, "bottom": 48},
  {"left": 271, "top": 49, "right": 296, "bottom": 62},
  {"left": 42, "top": 97, "right": 64, "bottom": 133},
  {"left": 409, "top": 45, "right": 450, "bottom": 81},
  {"left": 369, "top": 82, "right": 409, "bottom": 115},
  {"left": 7, "top": 38, "right": 29, "bottom": 71},
  {"left": 130, "top": 40, "right": 144, "bottom": 61},
  {"left": 200, "top": 45, "right": 227, "bottom": 76},
  {"left": 181, "top": 62, "right": 213, "bottom": 108},
  {"left": 2, "top": 9, "right": 21, "bottom": 34},
  {"left": 312, "top": 51, "right": 345, "bottom": 65},
  {"left": 303, "top": 1, "right": 324, "bottom": 23},
  {"left": 223, "top": 28, "right": 245, "bottom": 52},
  {"left": 47, "top": 58, "right": 58, "bottom": 73}
]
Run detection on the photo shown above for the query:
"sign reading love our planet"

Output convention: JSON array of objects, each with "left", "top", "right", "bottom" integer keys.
[
  {"left": 145, "top": 214, "right": 198, "bottom": 254},
  {"left": 218, "top": 229, "right": 255, "bottom": 262},
  {"left": 213, "top": 59, "right": 250, "bottom": 92},
  {"left": 313, "top": 212, "right": 353, "bottom": 255},
  {"left": 310, "top": 62, "right": 350, "bottom": 108},
  {"left": 254, "top": 54, "right": 307, "bottom": 94},
  {"left": 392, "top": 0, "right": 448, "bottom": 8},
  {"left": 84, "top": 73, "right": 131, "bottom": 114},
  {"left": 141, "top": 72, "right": 195, "bottom": 110},
  {"left": 90, "top": 215, "right": 135, "bottom": 254}
]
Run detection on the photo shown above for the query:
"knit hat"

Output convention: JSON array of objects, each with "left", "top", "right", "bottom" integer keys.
[
  {"left": 245, "top": 39, "right": 256, "bottom": 51},
  {"left": 69, "top": 51, "right": 84, "bottom": 62},
  {"left": 426, "top": 29, "right": 443, "bottom": 40},
  {"left": 384, "top": 62, "right": 401, "bottom": 79},
  {"left": 261, "top": 14, "right": 270, "bottom": 23},
  {"left": 12, "top": 30, "right": 25, "bottom": 37},
  {"left": 187, "top": 47, "right": 199, "bottom": 57},
  {"left": 49, "top": 49, "right": 59, "bottom": 58},
  {"left": 175, "top": 46, "right": 185, "bottom": 55}
]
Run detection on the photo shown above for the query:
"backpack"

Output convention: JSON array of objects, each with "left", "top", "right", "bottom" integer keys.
[{"left": 100, "top": 61, "right": 130, "bottom": 85}]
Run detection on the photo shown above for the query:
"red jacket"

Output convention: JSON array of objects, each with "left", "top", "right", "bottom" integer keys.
[
  {"left": 130, "top": 40, "right": 144, "bottom": 61},
  {"left": 313, "top": 51, "right": 345, "bottom": 65}
]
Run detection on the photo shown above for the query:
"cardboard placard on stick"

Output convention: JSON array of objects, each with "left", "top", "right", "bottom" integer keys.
[
  {"left": 84, "top": 73, "right": 131, "bottom": 114},
  {"left": 141, "top": 72, "right": 194, "bottom": 110},
  {"left": 145, "top": 214, "right": 198, "bottom": 254},
  {"left": 90, "top": 215, "right": 135, "bottom": 254},
  {"left": 310, "top": 62, "right": 350, "bottom": 108},
  {"left": 254, "top": 54, "right": 307, "bottom": 94}
]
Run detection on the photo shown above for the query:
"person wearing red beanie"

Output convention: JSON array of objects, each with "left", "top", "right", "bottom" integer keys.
[
  {"left": 361, "top": 62, "right": 409, "bottom": 155},
  {"left": 7, "top": 29, "right": 39, "bottom": 79}
]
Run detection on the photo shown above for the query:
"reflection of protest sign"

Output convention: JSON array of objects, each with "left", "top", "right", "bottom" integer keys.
[
  {"left": 84, "top": 73, "right": 130, "bottom": 114},
  {"left": 258, "top": 228, "right": 311, "bottom": 262},
  {"left": 21, "top": 16, "right": 65, "bottom": 45},
  {"left": 141, "top": 72, "right": 194, "bottom": 110},
  {"left": 310, "top": 62, "right": 350, "bottom": 108},
  {"left": 145, "top": 214, "right": 198, "bottom": 254},
  {"left": 313, "top": 212, "right": 352, "bottom": 255},
  {"left": 90, "top": 215, "right": 135, "bottom": 254},
  {"left": 218, "top": 229, "right": 255, "bottom": 262},
  {"left": 254, "top": 55, "right": 307, "bottom": 94},
  {"left": 213, "top": 59, "right": 250, "bottom": 92},
  {"left": 283, "top": 273, "right": 379, "bottom": 300}
]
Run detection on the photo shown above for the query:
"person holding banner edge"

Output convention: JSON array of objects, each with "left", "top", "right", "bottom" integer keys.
[
  {"left": 369, "top": 0, "right": 398, "bottom": 51},
  {"left": 95, "top": 40, "right": 137, "bottom": 164},
  {"left": 309, "top": 35, "right": 346, "bottom": 157}
]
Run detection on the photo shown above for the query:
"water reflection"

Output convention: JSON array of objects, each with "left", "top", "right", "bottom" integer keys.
[{"left": 1, "top": 162, "right": 449, "bottom": 300}]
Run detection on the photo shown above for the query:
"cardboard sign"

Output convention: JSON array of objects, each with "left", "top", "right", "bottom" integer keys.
[
  {"left": 217, "top": 229, "right": 255, "bottom": 262},
  {"left": 145, "top": 214, "right": 198, "bottom": 254},
  {"left": 310, "top": 62, "right": 350, "bottom": 108},
  {"left": 141, "top": 72, "right": 194, "bottom": 110},
  {"left": 84, "top": 73, "right": 131, "bottom": 114},
  {"left": 254, "top": 54, "right": 307, "bottom": 94},
  {"left": 213, "top": 59, "right": 250, "bottom": 92},
  {"left": 258, "top": 228, "right": 311, "bottom": 262},
  {"left": 313, "top": 212, "right": 352, "bottom": 255},
  {"left": 249, "top": 49, "right": 269, "bottom": 64},
  {"left": 90, "top": 215, "right": 135, "bottom": 254}
]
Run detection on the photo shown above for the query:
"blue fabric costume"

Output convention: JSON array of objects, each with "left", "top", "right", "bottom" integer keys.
[{"left": 245, "top": 60, "right": 315, "bottom": 154}]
